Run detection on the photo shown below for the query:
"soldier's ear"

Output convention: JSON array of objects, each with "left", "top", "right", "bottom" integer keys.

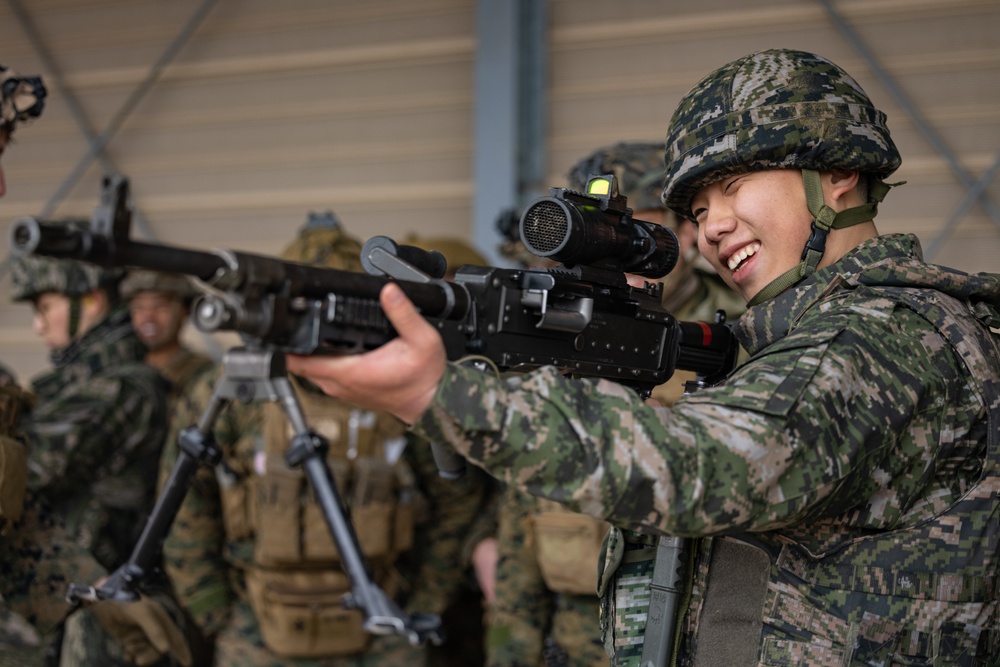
[{"left": 826, "top": 170, "right": 861, "bottom": 209}]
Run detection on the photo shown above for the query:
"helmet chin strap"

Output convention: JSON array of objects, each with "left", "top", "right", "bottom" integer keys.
[
  {"left": 746, "top": 169, "right": 894, "bottom": 307},
  {"left": 68, "top": 295, "right": 82, "bottom": 339}
]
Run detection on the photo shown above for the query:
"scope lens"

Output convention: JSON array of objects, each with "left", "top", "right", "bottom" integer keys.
[{"left": 520, "top": 200, "right": 570, "bottom": 256}]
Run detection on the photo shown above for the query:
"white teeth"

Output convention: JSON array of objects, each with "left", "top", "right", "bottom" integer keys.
[{"left": 727, "top": 243, "right": 760, "bottom": 271}]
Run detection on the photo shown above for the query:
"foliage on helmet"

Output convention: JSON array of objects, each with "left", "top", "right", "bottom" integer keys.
[
  {"left": 119, "top": 270, "right": 200, "bottom": 302},
  {"left": 566, "top": 141, "right": 666, "bottom": 211},
  {"left": 0, "top": 65, "right": 46, "bottom": 133},
  {"left": 279, "top": 210, "right": 364, "bottom": 272},
  {"left": 662, "top": 49, "right": 901, "bottom": 220}
]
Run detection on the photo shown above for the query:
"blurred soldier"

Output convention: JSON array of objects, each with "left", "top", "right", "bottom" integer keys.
[
  {"left": 160, "top": 211, "right": 488, "bottom": 666},
  {"left": 120, "top": 269, "right": 213, "bottom": 402},
  {"left": 1, "top": 63, "right": 190, "bottom": 667},
  {"left": 484, "top": 142, "right": 744, "bottom": 667},
  {"left": 9, "top": 252, "right": 169, "bottom": 570},
  {"left": 400, "top": 233, "right": 501, "bottom": 667}
]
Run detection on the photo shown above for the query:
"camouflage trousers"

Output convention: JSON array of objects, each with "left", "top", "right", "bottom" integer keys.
[
  {"left": 486, "top": 593, "right": 606, "bottom": 667},
  {"left": 548, "top": 594, "right": 606, "bottom": 667},
  {"left": 213, "top": 600, "right": 427, "bottom": 667},
  {"left": 57, "top": 608, "right": 131, "bottom": 667}
]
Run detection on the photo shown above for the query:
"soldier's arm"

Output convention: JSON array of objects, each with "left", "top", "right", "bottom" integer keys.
[
  {"left": 403, "top": 437, "right": 491, "bottom": 616},
  {"left": 485, "top": 487, "right": 551, "bottom": 667},
  {"left": 24, "top": 370, "right": 165, "bottom": 497},
  {"left": 414, "top": 303, "right": 957, "bottom": 537},
  {"left": 160, "top": 367, "right": 237, "bottom": 637}
]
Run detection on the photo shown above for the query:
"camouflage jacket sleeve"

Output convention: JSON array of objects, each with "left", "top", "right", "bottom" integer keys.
[
  {"left": 486, "top": 487, "right": 551, "bottom": 667},
  {"left": 402, "top": 438, "right": 491, "bottom": 616},
  {"left": 160, "top": 366, "right": 261, "bottom": 636},
  {"left": 0, "top": 492, "right": 107, "bottom": 637},
  {"left": 413, "top": 293, "right": 972, "bottom": 538},
  {"left": 25, "top": 366, "right": 166, "bottom": 500}
]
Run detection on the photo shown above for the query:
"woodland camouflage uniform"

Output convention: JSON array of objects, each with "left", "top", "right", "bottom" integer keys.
[
  {"left": 120, "top": 269, "right": 214, "bottom": 403},
  {"left": 486, "top": 143, "right": 743, "bottom": 667},
  {"left": 408, "top": 50, "right": 1000, "bottom": 666},
  {"left": 159, "top": 214, "right": 489, "bottom": 666}
]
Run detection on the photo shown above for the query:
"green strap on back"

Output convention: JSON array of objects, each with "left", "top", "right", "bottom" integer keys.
[{"left": 747, "top": 170, "right": 895, "bottom": 307}]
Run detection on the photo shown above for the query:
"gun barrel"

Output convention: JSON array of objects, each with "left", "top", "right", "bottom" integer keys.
[{"left": 10, "top": 216, "right": 229, "bottom": 281}]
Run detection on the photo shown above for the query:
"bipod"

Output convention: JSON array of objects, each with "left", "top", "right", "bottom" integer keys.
[{"left": 68, "top": 346, "right": 443, "bottom": 646}]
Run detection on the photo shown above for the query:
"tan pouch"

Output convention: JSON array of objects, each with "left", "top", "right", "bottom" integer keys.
[
  {"left": 252, "top": 456, "right": 305, "bottom": 566},
  {"left": 351, "top": 457, "right": 397, "bottom": 562},
  {"left": 0, "top": 436, "right": 27, "bottom": 533},
  {"left": 531, "top": 506, "right": 609, "bottom": 596},
  {"left": 302, "top": 459, "right": 350, "bottom": 562},
  {"left": 245, "top": 568, "right": 369, "bottom": 658}
]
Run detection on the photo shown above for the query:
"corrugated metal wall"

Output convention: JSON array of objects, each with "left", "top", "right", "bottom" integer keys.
[{"left": 2, "top": 0, "right": 998, "bottom": 383}]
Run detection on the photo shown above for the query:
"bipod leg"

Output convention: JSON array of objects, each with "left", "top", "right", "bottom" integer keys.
[
  {"left": 67, "top": 357, "right": 231, "bottom": 604},
  {"left": 273, "top": 371, "right": 443, "bottom": 646}
]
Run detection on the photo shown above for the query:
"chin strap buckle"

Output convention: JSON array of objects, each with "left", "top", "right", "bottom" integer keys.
[{"left": 800, "top": 222, "right": 828, "bottom": 261}]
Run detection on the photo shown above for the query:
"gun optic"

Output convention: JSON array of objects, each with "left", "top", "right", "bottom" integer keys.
[{"left": 519, "top": 174, "right": 679, "bottom": 279}]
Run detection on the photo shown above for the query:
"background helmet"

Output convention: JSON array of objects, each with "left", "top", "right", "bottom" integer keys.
[
  {"left": 280, "top": 210, "right": 364, "bottom": 271},
  {"left": 662, "top": 48, "right": 901, "bottom": 220},
  {"left": 566, "top": 141, "right": 666, "bottom": 212},
  {"left": 10, "top": 255, "right": 123, "bottom": 302},
  {"left": 0, "top": 64, "right": 46, "bottom": 133},
  {"left": 119, "top": 269, "right": 201, "bottom": 304},
  {"left": 9, "top": 220, "right": 123, "bottom": 301}
]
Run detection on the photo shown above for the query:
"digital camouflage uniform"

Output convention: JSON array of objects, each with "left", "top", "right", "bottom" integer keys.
[
  {"left": 410, "top": 49, "right": 1000, "bottom": 667},
  {"left": 10, "top": 260, "right": 170, "bottom": 571},
  {"left": 487, "top": 144, "right": 744, "bottom": 667},
  {"left": 159, "top": 215, "right": 489, "bottom": 666},
  {"left": 5, "top": 254, "right": 171, "bottom": 666}
]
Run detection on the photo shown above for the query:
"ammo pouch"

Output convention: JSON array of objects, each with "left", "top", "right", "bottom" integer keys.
[
  {"left": 251, "top": 454, "right": 414, "bottom": 568},
  {"left": 245, "top": 567, "right": 369, "bottom": 658},
  {"left": 530, "top": 499, "right": 609, "bottom": 596},
  {"left": 0, "top": 436, "right": 28, "bottom": 533},
  {"left": 241, "top": 389, "right": 415, "bottom": 658}
]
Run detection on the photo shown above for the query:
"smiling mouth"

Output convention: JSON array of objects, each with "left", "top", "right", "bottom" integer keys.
[{"left": 727, "top": 242, "right": 760, "bottom": 272}]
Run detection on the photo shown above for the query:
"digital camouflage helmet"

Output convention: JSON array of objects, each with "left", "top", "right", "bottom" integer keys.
[
  {"left": 10, "top": 246, "right": 124, "bottom": 339},
  {"left": 566, "top": 141, "right": 667, "bottom": 213},
  {"left": 120, "top": 270, "right": 201, "bottom": 304},
  {"left": 9, "top": 255, "right": 123, "bottom": 303},
  {"left": 662, "top": 49, "right": 902, "bottom": 305},
  {"left": 0, "top": 64, "right": 46, "bottom": 133}
]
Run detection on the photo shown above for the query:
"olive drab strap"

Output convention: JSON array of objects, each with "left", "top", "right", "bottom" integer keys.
[{"left": 747, "top": 171, "right": 898, "bottom": 307}]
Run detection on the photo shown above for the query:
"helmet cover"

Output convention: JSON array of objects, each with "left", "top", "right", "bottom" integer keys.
[{"left": 662, "top": 49, "right": 900, "bottom": 220}]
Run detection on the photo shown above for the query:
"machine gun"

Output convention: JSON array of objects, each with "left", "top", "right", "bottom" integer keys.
[{"left": 10, "top": 174, "right": 739, "bottom": 649}]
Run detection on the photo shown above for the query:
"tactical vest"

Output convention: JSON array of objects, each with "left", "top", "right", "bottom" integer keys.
[
  {"left": 601, "top": 286, "right": 1000, "bottom": 666},
  {"left": 0, "top": 384, "right": 32, "bottom": 535},
  {"left": 531, "top": 498, "right": 610, "bottom": 596},
  {"left": 228, "top": 379, "right": 416, "bottom": 658}
]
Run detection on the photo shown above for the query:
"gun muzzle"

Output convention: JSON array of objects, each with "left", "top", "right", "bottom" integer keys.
[{"left": 9, "top": 217, "right": 94, "bottom": 259}]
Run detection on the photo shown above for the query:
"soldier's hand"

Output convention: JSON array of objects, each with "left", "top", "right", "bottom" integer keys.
[
  {"left": 89, "top": 595, "right": 192, "bottom": 667},
  {"left": 288, "top": 282, "right": 446, "bottom": 424}
]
